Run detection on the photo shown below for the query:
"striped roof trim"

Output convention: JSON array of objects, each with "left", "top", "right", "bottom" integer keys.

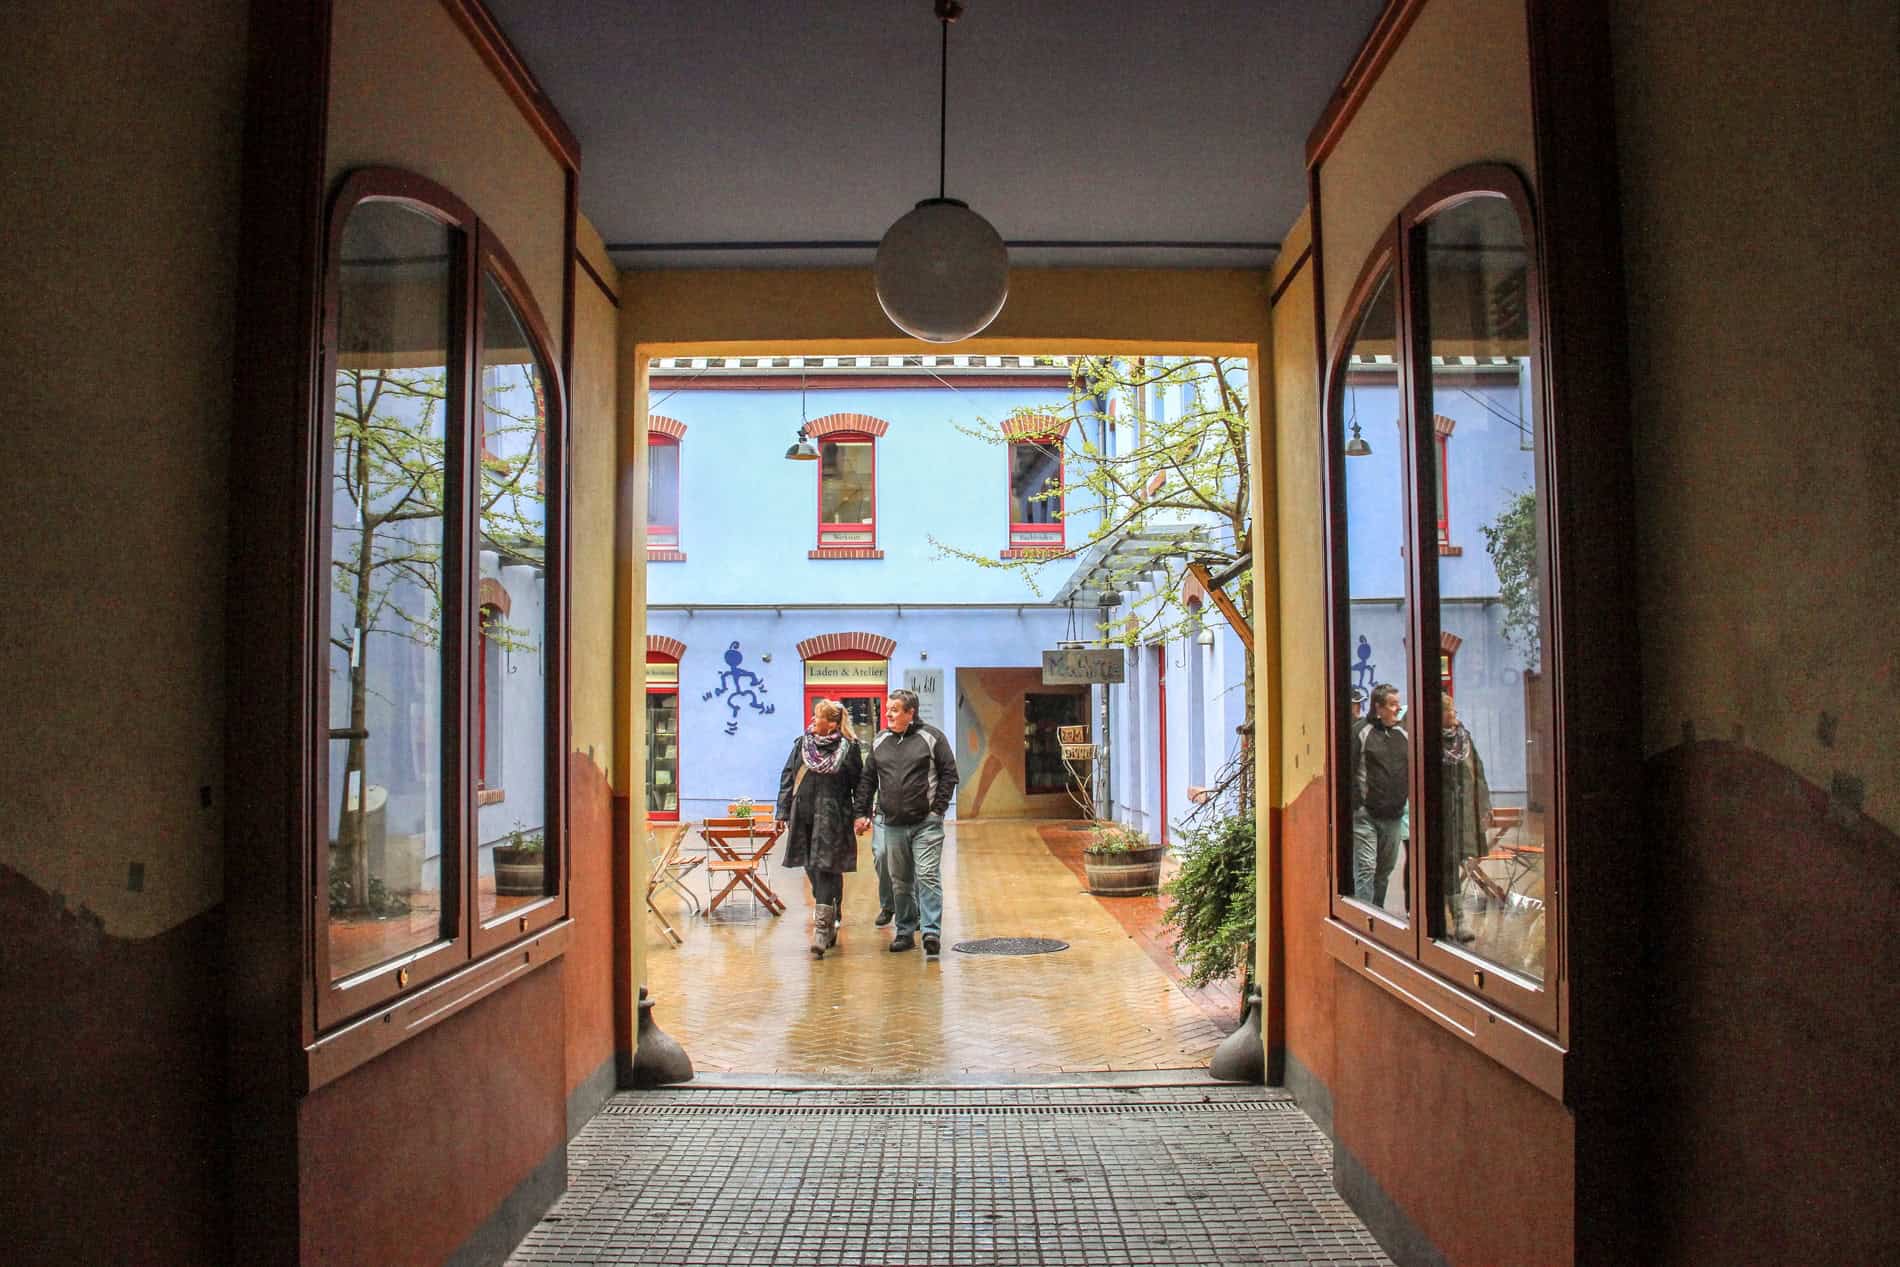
[
  {"left": 647, "top": 354, "right": 1074, "bottom": 374},
  {"left": 1346, "top": 354, "right": 1522, "bottom": 368}
]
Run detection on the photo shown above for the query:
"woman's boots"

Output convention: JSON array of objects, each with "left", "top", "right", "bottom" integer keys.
[{"left": 810, "top": 903, "right": 839, "bottom": 958}]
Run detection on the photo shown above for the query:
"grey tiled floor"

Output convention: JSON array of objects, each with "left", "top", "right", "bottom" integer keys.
[{"left": 510, "top": 1084, "right": 1390, "bottom": 1266}]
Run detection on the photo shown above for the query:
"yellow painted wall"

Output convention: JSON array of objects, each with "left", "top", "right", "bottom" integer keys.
[
  {"left": 1266, "top": 211, "right": 1326, "bottom": 809},
  {"left": 570, "top": 216, "right": 619, "bottom": 772},
  {"left": 0, "top": 0, "right": 249, "bottom": 936},
  {"left": 1318, "top": 0, "right": 1536, "bottom": 345},
  {"left": 1614, "top": 0, "right": 1899, "bottom": 825},
  {"left": 327, "top": 0, "right": 567, "bottom": 326}
]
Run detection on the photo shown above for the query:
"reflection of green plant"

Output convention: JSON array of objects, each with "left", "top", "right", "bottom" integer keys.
[
  {"left": 1084, "top": 820, "right": 1152, "bottom": 855},
  {"left": 497, "top": 823, "right": 544, "bottom": 858},
  {"left": 1161, "top": 812, "right": 1255, "bottom": 987},
  {"left": 731, "top": 797, "right": 755, "bottom": 819},
  {"left": 327, "top": 852, "right": 412, "bottom": 917},
  {"left": 1479, "top": 488, "right": 1541, "bottom": 667}
]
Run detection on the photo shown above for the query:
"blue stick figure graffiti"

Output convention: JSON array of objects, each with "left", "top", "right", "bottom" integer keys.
[
  {"left": 702, "top": 641, "right": 775, "bottom": 735},
  {"left": 1353, "top": 635, "right": 1377, "bottom": 693}
]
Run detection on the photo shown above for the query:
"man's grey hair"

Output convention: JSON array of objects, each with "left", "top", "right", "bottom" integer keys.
[
  {"left": 887, "top": 688, "right": 920, "bottom": 717},
  {"left": 1370, "top": 682, "right": 1400, "bottom": 711}
]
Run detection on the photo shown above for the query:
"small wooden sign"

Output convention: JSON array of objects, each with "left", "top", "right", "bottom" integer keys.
[
  {"left": 1060, "top": 743, "right": 1096, "bottom": 761},
  {"left": 1057, "top": 724, "right": 1089, "bottom": 744},
  {"left": 1042, "top": 648, "right": 1125, "bottom": 684}
]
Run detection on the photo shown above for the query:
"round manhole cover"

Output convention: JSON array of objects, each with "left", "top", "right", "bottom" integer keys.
[{"left": 951, "top": 937, "right": 1070, "bottom": 956}]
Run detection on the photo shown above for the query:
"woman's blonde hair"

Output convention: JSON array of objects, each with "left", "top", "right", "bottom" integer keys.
[{"left": 812, "top": 697, "right": 857, "bottom": 741}]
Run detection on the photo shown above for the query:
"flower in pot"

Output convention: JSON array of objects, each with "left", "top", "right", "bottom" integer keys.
[
  {"left": 493, "top": 824, "right": 545, "bottom": 897},
  {"left": 1082, "top": 820, "right": 1167, "bottom": 895},
  {"left": 728, "top": 797, "right": 756, "bottom": 818}
]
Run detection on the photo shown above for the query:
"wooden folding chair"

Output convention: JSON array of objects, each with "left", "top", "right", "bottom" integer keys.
[
  {"left": 701, "top": 818, "right": 786, "bottom": 915},
  {"left": 644, "top": 821, "right": 695, "bottom": 945}
]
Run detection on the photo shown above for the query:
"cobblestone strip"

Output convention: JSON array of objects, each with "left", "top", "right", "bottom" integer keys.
[{"left": 510, "top": 1087, "right": 1390, "bottom": 1266}]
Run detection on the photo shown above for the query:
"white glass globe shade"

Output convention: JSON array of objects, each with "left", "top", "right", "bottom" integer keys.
[{"left": 874, "top": 198, "right": 1009, "bottom": 343}]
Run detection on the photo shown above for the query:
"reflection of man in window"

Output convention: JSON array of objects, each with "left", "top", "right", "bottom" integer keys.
[{"left": 1350, "top": 682, "right": 1408, "bottom": 910}]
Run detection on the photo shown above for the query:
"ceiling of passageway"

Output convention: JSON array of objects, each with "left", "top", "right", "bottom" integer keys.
[{"left": 483, "top": 0, "right": 1384, "bottom": 271}]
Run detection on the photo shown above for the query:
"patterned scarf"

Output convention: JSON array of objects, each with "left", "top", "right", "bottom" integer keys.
[
  {"left": 801, "top": 728, "right": 848, "bottom": 774},
  {"left": 1441, "top": 721, "right": 1472, "bottom": 766}
]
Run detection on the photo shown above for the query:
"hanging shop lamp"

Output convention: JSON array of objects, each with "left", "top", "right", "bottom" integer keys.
[
  {"left": 785, "top": 370, "right": 819, "bottom": 460},
  {"left": 1344, "top": 386, "right": 1372, "bottom": 456},
  {"left": 874, "top": 0, "right": 1009, "bottom": 343}
]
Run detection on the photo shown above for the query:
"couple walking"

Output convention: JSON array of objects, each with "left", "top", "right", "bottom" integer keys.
[{"left": 772, "top": 688, "right": 959, "bottom": 959}]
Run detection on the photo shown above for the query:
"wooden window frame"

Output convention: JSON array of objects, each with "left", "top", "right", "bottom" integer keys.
[
  {"left": 1322, "top": 164, "right": 1563, "bottom": 1043},
  {"left": 815, "top": 431, "right": 877, "bottom": 552},
  {"left": 309, "top": 166, "right": 569, "bottom": 1034}
]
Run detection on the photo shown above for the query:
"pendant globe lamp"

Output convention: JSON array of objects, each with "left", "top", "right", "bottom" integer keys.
[{"left": 874, "top": 0, "right": 1008, "bottom": 343}]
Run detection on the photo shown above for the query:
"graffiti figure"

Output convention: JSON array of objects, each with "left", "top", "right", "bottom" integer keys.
[
  {"left": 1353, "top": 635, "right": 1377, "bottom": 693},
  {"left": 702, "top": 641, "right": 774, "bottom": 735}
]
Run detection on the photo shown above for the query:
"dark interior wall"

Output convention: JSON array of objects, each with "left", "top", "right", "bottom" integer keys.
[
  {"left": 1612, "top": 2, "right": 1900, "bottom": 1259},
  {"left": 0, "top": 3, "right": 249, "bottom": 1264}
]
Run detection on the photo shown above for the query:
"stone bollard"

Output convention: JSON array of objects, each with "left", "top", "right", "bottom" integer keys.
[
  {"left": 1209, "top": 985, "right": 1265, "bottom": 1083},
  {"left": 630, "top": 985, "right": 695, "bottom": 1087}
]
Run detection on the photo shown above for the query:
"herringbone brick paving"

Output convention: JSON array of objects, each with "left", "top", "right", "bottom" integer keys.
[
  {"left": 509, "top": 1086, "right": 1391, "bottom": 1266},
  {"left": 642, "top": 819, "right": 1227, "bottom": 1076}
]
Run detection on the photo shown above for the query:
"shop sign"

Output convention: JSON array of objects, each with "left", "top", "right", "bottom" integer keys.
[
  {"left": 903, "top": 667, "right": 944, "bottom": 729},
  {"left": 1041, "top": 648, "right": 1125, "bottom": 684},
  {"left": 1057, "top": 725, "right": 1089, "bottom": 744},
  {"left": 805, "top": 658, "right": 887, "bottom": 687},
  {"left": 647, "top": 661, "right": 679, "bottom": 685},
  {"left": 1061, "top": 743, "right": 1096, "bottom": 761}
]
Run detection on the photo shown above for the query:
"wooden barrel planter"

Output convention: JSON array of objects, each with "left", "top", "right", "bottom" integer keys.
[
  {"left": 1083, "top": 844, "right": 1167, "bottom": 896},
  {"left": 493, "top": 847, "right": 545, "bottom": 896}
]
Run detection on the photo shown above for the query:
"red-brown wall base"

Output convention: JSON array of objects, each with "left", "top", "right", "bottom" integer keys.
[
  {"left": 564, "top": 753, "right": 617, "bottom": 1134},
  {"left": 0, "top": 867, "right": 229, "bottom": 1266},
  {"left": 298, "top": 961, "right": 567, "bottom": 1267}
]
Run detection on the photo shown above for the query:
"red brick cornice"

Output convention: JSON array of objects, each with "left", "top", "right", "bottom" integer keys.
[
  {"left": 796, "top": 631, "right": 897, "bottom": 660},
  {"left": 1001, "top": 414, "right": 1069, "bottom": 442},
  {"left": 1440, "top": 630, "right": 1463, "bottom": 654},
  {"left": 647, "top": 635, "right": 686, "bottom": 661},
  {"left": 805, "top": 412, "right": 890, "bottom": 439},
  {"left": 478, "top": 576, "right": 511, "bottom": 615},
  {"left": 1434, "top": 413, "right": 1456, "bottom": 437},
  {"left": 648, "top": 414, "right": 686, "bottom": 440},
  {"left": 808, "top": 547, "right": 886, "bottom": 561}
]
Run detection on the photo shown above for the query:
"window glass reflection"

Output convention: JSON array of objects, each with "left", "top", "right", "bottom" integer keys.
[
  {"left": 326, "top": 201, "right": 453, "bottom": 979},
  {"left": 1338, "top": 270, "right": 1411, "bottom": 919},
  {"left": 475, "top": 272, "right": 550, "bottom": 922},
  {"left": 820, "top": 440, "right": 874, "bottom": 536},
  {"left": 1420, "top": 195, "right": 1550, "bottom": 981},
  {"left": 1009, "top": 442, "right": 1062, "bottom": 525}
]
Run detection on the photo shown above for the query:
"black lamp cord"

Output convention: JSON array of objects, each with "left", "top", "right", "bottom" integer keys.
[{"left": 938, "top": 13, "right": 948, "bottom": 200}]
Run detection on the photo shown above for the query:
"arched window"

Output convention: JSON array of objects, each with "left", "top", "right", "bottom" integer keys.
[
  {"left": 1003, "top": 414, "right": 1068, "bottom": 555},
  {"left": 805, "top": 413, "right": 889, "bottom": 557},
  {"left": 646, "top": 636, "right": 683, "bottom": 820},
  {"left": 647, "top": 414, "right": 685, "bottom": 561},
  {"left": 1325, "top": 164, "right": 1557, "bottom": 1034},
  {"left": 311, "top": 168, "right": 567, "bottom": 1030}
]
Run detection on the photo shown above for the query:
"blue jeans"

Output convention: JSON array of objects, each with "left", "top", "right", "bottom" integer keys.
[
  {"left": 880, "top": 814, "right": 945, "bottom": 937},
  {"left": 872, "top": 823, "right": 894, "bottom": 915},
  {"left": 1352, "top": 807, "right": 1404, "bottom": 911}
]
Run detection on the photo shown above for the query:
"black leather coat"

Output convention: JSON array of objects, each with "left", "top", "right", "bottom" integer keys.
[{"left": 775, "top": 737, "right": 863, "bottom": 873}]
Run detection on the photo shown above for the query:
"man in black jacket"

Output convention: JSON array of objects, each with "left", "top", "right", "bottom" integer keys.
[
  {"left": 852, "top": 688, "right": 959, "bottom": 955},
  {"left": 1350, "top": 682, "right": 1409, "bottom": 911}
]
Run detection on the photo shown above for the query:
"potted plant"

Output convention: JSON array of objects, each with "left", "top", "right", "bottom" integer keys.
[
  {"left": 1160, "top": 809, "right": 1255, "bottom": 987},
  {"left": 1082, "top": 820, "right": 1167, "bottom": 895},
  {"left": 726, "top": 797, "right": 758, "bottom": 818},
  {"left": 493, "top": 824, "right": 545, "bottom": 897}
]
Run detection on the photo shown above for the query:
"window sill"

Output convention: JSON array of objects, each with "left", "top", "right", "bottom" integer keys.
[
  {"left": 477, "top": 787, "right": 506, "bottom": 806},
  {"left": 1321, "top": 917, "right": 1564, "bottom": 1101},
  {"left": 303, "top": 918, "right": 571, "bottom": 1093},
  {"left": 1437, "top": 542, "right": 1462, "bottom": 556},
  {"left": 1001, "top": 546, "right": 1067, "bottom": 560},
  {"left": 647, "top": 548, "right": 687, "bottom": 562},
  {"left": 809, "top": 547, "right": 884, "bottom": 560}
]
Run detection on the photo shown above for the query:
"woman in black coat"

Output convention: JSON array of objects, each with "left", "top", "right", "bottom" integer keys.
[{"left": 774, "top": 698, "right": 863, "bottom": 958}]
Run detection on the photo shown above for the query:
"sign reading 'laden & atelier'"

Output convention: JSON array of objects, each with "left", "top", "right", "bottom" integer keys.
[{"left": 1041, "top": 648, "right": 1126, "bottom": 685}]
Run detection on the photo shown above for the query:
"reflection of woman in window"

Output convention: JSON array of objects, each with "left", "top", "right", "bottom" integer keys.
[{"left": 1439, "top": 692, "right": 1491, "bottom": 944}]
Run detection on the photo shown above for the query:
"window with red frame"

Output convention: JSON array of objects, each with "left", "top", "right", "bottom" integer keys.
[
  {"left": 1008, "top": 438, "right": 1064, "bottom": 552},
  {"left": 648, "top": 434, "right": 681, "bottom": 554},
  {"left": 478, "top": 604, "right": 504, "bottom": 803},
  {"left": 1436, "top": 431, "right": 1451, "bottom": 548},
  {"left": 817, "top": 433, "right": 875, "bottom": 548}
]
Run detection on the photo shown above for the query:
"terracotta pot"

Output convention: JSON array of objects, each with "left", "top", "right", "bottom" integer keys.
[{"left": 1083, "top": 843, "right": 1166, "bottom": 895}]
